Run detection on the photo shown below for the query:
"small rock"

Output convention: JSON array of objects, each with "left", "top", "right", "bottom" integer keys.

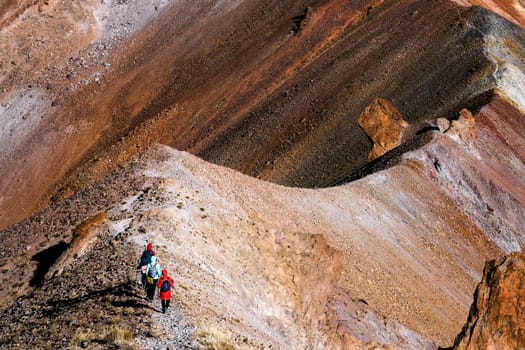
[{"left": 435, "top": 117, "right": 450, "bottom": 132}]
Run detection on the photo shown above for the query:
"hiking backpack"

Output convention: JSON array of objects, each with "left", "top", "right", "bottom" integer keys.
[
  {"left": 140, "top": 250, "right": 153, "bottom": 266},
  {"left": 160, "top": 279, "right": 171, "bottom": 292},
  {"left": 148, "top": 263, "right": 159, "bottom": 279}
]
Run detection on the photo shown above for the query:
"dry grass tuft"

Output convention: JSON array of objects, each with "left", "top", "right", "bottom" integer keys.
[
  {"left": 71, "top": 324, "right": 139, "bottom": 349},
  {"left": 71, "top": 328, "right": 96, "bottom": 347},
  {"left": 194, "top": 325, "right": 235, "bottom": 350},
  {"left": 104, "top": 324, "right": 133, "bottom": 344}
]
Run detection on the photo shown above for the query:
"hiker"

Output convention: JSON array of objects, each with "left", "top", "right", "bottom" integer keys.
[
  {"left": 145, "top": 255, "right": 162, "bottom": 301},
  {"left": 157, "top": 269, "right": 174, "bottom": 314},
  {"left": 137, "top": 243, "right": 155, "bottom": 288}
]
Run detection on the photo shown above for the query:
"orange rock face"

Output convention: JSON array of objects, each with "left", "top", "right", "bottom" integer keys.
[
  {"left": 447, "top": 109, "right": 477, "bottom": 144},
  {"left": 358, "top": 98, "right": 409, "bottom": 161},
  {"left": 448, "top": 253, "right": 525, "bottom": 350},
  {"left": 453, "top": 0, "right": 525, "bottom": 27}
]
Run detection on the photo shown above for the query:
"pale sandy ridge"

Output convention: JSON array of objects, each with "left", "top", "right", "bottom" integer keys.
[{"left": 116, "top": 96, "right": 523, "bottom": 347}]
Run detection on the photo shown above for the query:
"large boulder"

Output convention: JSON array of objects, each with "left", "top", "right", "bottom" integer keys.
[
  {"left": 448, "top": 253, "right": 525, "bottom": 350},
  {"left": 358, "top": 98, "right": 409, "bottom": 161}
]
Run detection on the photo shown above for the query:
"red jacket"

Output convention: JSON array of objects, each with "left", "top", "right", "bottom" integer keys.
[{"left": 157, "top": 269, "right": 174, "bottom": 300}]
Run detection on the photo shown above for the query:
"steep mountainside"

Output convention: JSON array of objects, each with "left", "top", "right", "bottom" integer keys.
[
  {"left": 1, "top": 0, "right": 525, "bottom": 349},
  {"left": 2, "top": 91, "right": 525, "bottom": 348},
  {"left": 2, "top": 0, "right": 525, "bottom": 229}
]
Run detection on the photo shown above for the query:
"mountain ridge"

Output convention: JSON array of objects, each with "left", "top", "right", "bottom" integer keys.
[
  {"left": 1, "top": 0, "right": 525, "bottom": 349},
  {"left": 2, "top": 0, "right": 525, "bottom": 230}
]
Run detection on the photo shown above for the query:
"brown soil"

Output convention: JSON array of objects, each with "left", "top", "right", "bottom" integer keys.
[
  {"left": 3, "top": 0, "right": 525, "bottom": 232},
  {"left": 1, "top": 1, "right": 525, "bottom": 348}
]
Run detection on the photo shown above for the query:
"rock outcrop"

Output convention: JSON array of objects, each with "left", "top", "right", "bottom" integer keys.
[
  {"left": 2, "top": 0, "right": 525, "bottom": 349},
  {"left": 44, "top": 212, "right": 107, "bottom": 280},
  {"left": 446, "top": 109, "right": 477, "bottom": 144},
  {"left": 358, "top": 98, "right": 409, "bottom": 161},
  {"left": 447, "top": 253, "right": 525, "bottom": 350}
]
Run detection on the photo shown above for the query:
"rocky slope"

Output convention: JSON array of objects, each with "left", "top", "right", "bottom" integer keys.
[
  {"left": 2, "top": 0, "right": 525, "bottom": 230},
  {"left": 0, "top": 144, "right": 434, "bottom": 349},
  {"left": 2, "top": 90, "right": 525, "bottom": 348},
  {"left": 1, "top": 0, "right": 525, "bottom": 349}
]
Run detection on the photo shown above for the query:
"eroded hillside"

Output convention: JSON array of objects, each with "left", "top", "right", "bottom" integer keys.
[
  {"left": 2, "top": 0, "right": 525, "bottom": 229},
  {"left": 1, "top": 0, "right": 525, "bottom": 349}
]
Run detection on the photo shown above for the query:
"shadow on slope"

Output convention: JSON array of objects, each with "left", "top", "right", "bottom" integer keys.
[{"left": 30, "top": 241, "right": 68, "bottom": 287}]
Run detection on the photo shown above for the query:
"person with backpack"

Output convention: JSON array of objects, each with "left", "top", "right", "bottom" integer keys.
[
  {"left": 157, "top": 269, "right": 174, "bottom": 314},
  {"left": 145, "top": 255, "right": 162, "bottom": 301},
  {"left": 137, "top": 243, "right": 155, "bottom": 289}
]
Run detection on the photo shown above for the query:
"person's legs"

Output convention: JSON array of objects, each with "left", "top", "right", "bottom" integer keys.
[
  {"left": 147, "top": 282, "right": 154, "bottom": 301},
  {"left": 161, "top": 300, "right": 167, "bottom": 313},
  {"left": 151, "top": 279, "right": 158, "bottom": 300}
]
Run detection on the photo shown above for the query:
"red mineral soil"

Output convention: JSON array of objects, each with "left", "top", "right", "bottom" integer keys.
[
  {"left": 453, "top": 0, "right": 525, "bottom": 27},
  {"left": 1, "top": 0, "right": 525, "bottom": 348},
  {"left": 0, "top": 0, "right": 39, "bottom": 28},
  {"left": 2, "top": 0, "right": 525, "bottom": 231}
]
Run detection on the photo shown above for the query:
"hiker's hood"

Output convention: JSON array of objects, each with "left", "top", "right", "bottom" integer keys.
[
  {"left": 162, "top": 269, "right": 168, "bottom": 279},
  {"left": 147, "top": 243, "right": 153, "bottom": 251},
  {"left": 150, "top": 256, "right": 157, "bottom": 265}
]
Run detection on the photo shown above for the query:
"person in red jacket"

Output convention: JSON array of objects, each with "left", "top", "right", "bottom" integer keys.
[{"left": 157, "top": 269, "right": 174, "bottom": 313}]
